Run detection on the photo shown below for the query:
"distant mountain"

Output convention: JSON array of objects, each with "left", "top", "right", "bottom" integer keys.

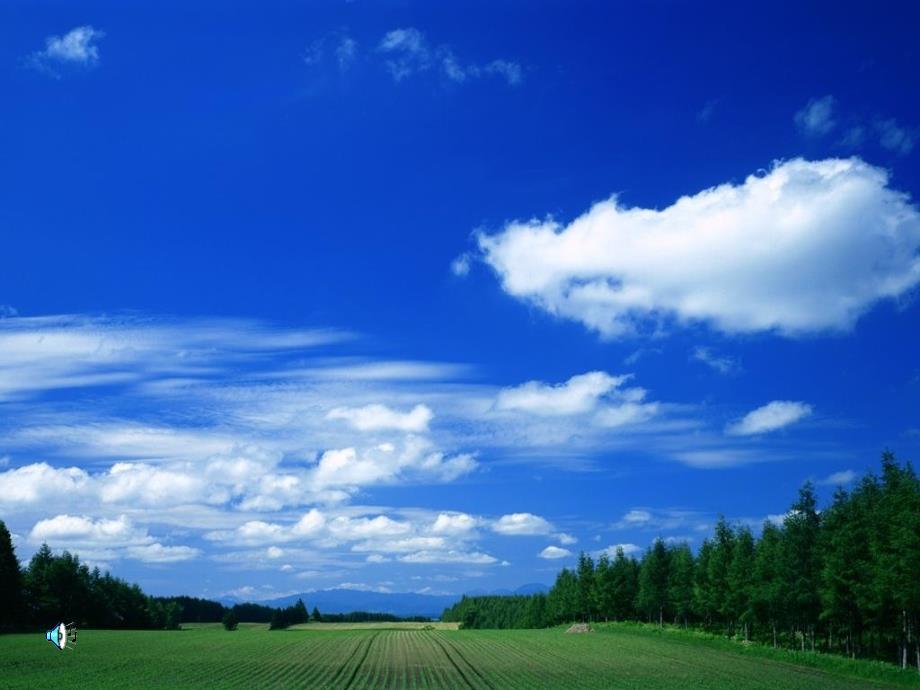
[
  {"left": 257, "top": 589, "right": 460, "bottom": 619},
  {"left": 225, "top": 582, "right": 551, "bottom": 619}
]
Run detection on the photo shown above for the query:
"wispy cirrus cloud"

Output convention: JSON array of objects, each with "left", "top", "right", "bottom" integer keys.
[
  {"left": 795, "top": 95, "right": 916, "bottom": 157},
  {"left": 692, "top": 347, "right": 740, "bottom": 375},
  {"left": 795, "top": 95, "right": 836, "bottom": 136},
  {"left": 726, "top": 400, "right": 813, "bottom": 436},
  {"left": 378, "top": 27, "right": 522, "bottom": 86}
]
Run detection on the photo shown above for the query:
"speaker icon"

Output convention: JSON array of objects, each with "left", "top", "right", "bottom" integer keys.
[{"left": 45, "top": 622, "right": 77, "bottom": 651}]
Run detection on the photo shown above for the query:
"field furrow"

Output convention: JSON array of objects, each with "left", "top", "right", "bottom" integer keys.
[{"left": 1, "top": 623, "right": 915, "bottom": 689}]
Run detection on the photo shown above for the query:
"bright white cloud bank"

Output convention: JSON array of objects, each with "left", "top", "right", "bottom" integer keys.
[
  {"left": 726, "top": 400, "right": 813, "bottom": 436},
  {"left": 476, "top": 158, "right": 920, "bottom": 338}
]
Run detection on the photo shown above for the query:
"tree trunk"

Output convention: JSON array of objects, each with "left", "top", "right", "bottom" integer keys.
[{"left": 772, "top": 623, "right": 777, "bottom": 649}]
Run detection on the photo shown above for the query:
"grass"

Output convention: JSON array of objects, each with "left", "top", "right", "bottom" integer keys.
[
  {"left": 1, "top": 622, "right": 918, "bottom": 688},
  {"left": 286, "top": 621, "right": 460, "bottom": 631}
]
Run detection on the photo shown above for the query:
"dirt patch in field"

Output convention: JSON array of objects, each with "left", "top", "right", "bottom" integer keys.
[{"left": 565, "top": 623, "right": 592, "bottom": 634}]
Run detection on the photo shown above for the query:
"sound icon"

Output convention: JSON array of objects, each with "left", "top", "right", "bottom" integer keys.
[{"left": 45, "top": 622, "right": 77, "bottom": 651}]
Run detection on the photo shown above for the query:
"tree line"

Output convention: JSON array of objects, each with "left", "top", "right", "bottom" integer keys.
[
  {"left": 444, "top": 451, "right": 920, "bottom": 671},
  {"left": 0, "top": 529, "right": 433, "bottom": 632},
  {"left": 0, "top": 540, "right": 182, "bottom": 631}
]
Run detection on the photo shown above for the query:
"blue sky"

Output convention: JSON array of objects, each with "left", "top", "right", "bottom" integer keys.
[{"left": 1, "top": 1, "right": 919, "bottom": 601}]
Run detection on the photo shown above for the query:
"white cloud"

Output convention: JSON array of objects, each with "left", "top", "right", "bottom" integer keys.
[
  {"left": 309, "top": 438, "right": 475, "bottom": 492},
  {"left": 0, "top": 463, "right": 91, "bottom": 507},
  {"left": 726, "top": 400, "right": 813, "bottom": 436},
  {"left": 475, "top": 158, "right": 920, "bottom": 338},
  {"left": 291, "top": 509, "right": 326, "bottom": 536},
  {"left": 493, "top": 512, "right": 552, "bottom": 536},
  {"left": 352, "top": 536, "right": 446, "bottom": 554},
  {"left": 817, "top": 469, "right": 857, "bottom": 486},
  {"left": 596, "top": 543, "right": 641, "bottom": 558},
  {"left": 485, "top": 60, "right": 522, "bottom": 86},
  {"left": 29, "top": 514, "right": 198, "bottom": 563},
  {"left": 451, "top": 253, "right": 472, "bottom": 277},
  {"left": 365, "top": 554, "right": 390, "bottom": 563},
  {"left": 496, "top": 371, "right": 659, "bottom": 430},
  {"left": 336, "top": 36, "right": 358, "bottom": 71},
  {"left": 620, "top": 509, "right": 651, "bottom": 525},
  {"left": 378, "top": 27, "right": 521, "bottom": 86},
  {"left": 496, "top": 372, "right": 627, "bottom": 416},
  {"left": 673, "top": 449, "right": 762, "bottom": 469},
  {"left": 538, "top": 545, "right": 571, "bottom": 559},
  {"left": 126, "top": 543, "right": 199, "bottom": 563},
  {"left": 326, "top": 403, "right": 433, "bottom": 432},
  {"left": 593, "top": 401, "right": 659, "bottom": 428},
  {"left": 0, "top": 314, "right": 344, "bottom": 402},
  {"left": 29, "top": 26, "right": 104, "bottom": 76},
  {"left": 399, "top": 550, "right": 497, "bottom": 564},
  {"left": 795, "top": 95, "right": 836, "bottom": 136},
  {"left": 99, "top": 462, "right": 210, "bottom": 506},
  {"left": 876, "top": 119, "right": 916, "bottom": 156},
  {"left": 556, "top": 533, "right": 577, "bottom": 545},
  {"left": 430, "top": 512, "right": 478, "bottom": 536},
  {"left": 692, "top": 347, "right": 739, "bottom": 375},
  {"left": 379, "top": 28, "right": 430, "bottom": 81}
]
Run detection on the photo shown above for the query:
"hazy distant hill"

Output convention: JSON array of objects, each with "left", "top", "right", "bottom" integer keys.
[{"left": 223, "top": 583, "right": 549, "bottom": 619}]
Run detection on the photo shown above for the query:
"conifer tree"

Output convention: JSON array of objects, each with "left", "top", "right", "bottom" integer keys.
[
  {"left": 668, "top": 543, "right": 695, "bottom": 628},
  {"left": 0, "top": 521, "right": 23, "bottom": 629}
]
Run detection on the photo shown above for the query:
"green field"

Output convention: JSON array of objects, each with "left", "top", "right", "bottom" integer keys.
[{"left": 2, "top": 623, "right": 918, "bottom": 689}]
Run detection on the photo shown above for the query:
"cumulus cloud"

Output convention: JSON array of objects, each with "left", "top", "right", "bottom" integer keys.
[
  {"left": 29, "top": 514, "right": 198, "bottom": 563},
  {"left": 475, "top": 158, "right": 920, "bottom": 338},
  {"left": 556, "top": 533, "right": 578, "bottom": 545},
  {"left": 495, "top": 371, "right": 659, "bottom": 429},
  {"left": 492, "top": 512, "right": 553, "bottom": 536},
  {"left": 309, "top": 438, "right": 476, "bottom": 492},
  {"left": 726, "top": 400, "right": 813, "bottom": 436},
  {"left": 430, "top": 512, "right": 478, "bottom": 536},
  {"left": 538, "top": 545, "right": 571, "bottom": 559},
  {"left": 28, "top": 26, "right": 104, "bottom": 77},
  {"left": 0, "top": 463, "right": 90, "bottom": 508},
  {"left": 496, "top": 372, "right": 627, "bottom": 416},
  {"left": 326, "top": 403, "right": 433, "bottom": 432},
  {"left": 795, "top": 95, "right": 836, "bottom": 136}
]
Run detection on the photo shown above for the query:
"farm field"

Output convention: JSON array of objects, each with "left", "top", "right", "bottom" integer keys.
[
  {"left": 1, "top": 622, "right": 917, "bottom": 689},
  {"left": 286, "top": 621, "right": 460, "bottom": 631}
]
